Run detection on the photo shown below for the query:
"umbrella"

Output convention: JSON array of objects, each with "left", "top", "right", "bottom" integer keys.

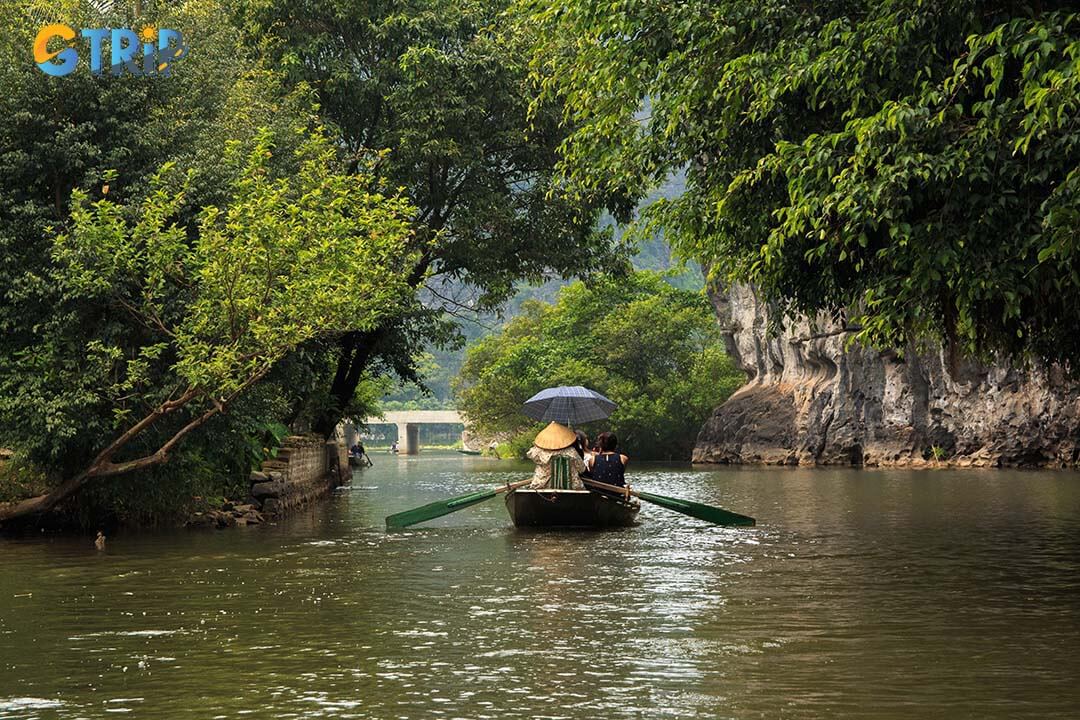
[{"left": 521, "top": 386, "right": 616, "bottom": 425}]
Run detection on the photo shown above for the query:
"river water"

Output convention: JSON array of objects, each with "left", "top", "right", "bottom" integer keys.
[{"left": 2, "top": 452, "right": 1079, "bottom": 719}]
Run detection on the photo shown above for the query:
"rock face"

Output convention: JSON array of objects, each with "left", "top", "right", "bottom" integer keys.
[{"left": 693, "top": 284, "right": 1080, "bottom": 467}]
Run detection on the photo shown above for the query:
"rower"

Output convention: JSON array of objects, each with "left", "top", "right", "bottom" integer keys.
[{"left": 526, "top": 422, "right": 586, "bottom": 489}]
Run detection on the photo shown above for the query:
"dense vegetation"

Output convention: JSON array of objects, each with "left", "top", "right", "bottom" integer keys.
[
  {"left": 520, "top": 1, "right": 1080, "bottom": 368},
  {"left": 0, "top": 0, "right": 629, "bottom": 524},
  {"left": 0, "top": 0, "right": 350, "bottom": 522},
  {"left": 383, "top": 226, "right": 702, "bottom": 411},
  {"left": 455, "top": 272, "right": 744, "bottom": 460},
  {"left": 241, "top": 0, "right": 633, "bottom": 435},
  {"left": 7, "top": 0, "right": 1070, "bottom": 523}
]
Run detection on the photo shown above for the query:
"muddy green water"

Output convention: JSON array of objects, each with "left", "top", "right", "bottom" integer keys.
[{"left": 2, "top": 453, "right": 1080, "bottom": 719}]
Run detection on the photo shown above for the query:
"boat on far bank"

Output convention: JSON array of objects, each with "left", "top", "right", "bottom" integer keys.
[
  {"left": 457, "top": 449, "right": 482, "bottom": 456},
  {"left": 505, "top": 488, "right": 639, "bottom": 528}
]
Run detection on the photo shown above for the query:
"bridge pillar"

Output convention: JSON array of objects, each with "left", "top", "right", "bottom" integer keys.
[{"left": 397, "top": 423, "right": 420, "bottom": 454}]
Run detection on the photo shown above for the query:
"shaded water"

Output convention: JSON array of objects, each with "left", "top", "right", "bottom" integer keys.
[{"left": 2, "top": 453, "right": 1080, "bottom": 718}]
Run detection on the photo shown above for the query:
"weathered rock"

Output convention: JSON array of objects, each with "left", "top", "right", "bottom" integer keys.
[
  {"left": 694, "top": 284, "right": 1080, "bottom": 467},
  {"left": 461, "top": 429, "right": 513, "bottom": 455},
  {"left": 186, "top": 512, "right": 215, "bottom": 528},
  {"left": 250, "top": 481, "right": 279, "bottom": 499},
  {"left": 204, "top": 509, "right": 234, "bottom": 528}
]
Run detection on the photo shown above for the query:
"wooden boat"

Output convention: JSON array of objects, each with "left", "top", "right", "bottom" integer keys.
[
  {"left": 348, "top": 454, "right": 372, "bottom": 468},
  {"left": 505, "top": 488, "right": 640, "bottom": 528}
]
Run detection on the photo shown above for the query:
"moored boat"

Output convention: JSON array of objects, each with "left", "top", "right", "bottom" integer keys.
[{"left": 505, "top": 488, "right": 639, "bottom": 528}]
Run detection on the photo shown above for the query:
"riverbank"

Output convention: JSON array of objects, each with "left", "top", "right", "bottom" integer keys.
[{"left": 0, "top": 435, "right": 349, "bottom": 535}]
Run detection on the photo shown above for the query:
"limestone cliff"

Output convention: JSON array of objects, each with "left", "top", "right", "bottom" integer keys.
[{"left": 693, "top": 284, "right": 1080, "bottom": 467}]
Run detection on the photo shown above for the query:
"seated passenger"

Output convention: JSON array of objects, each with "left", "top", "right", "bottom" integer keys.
[
  {"left": 526, "top": 422, "right": 586, "bottom": 489},
  {"left": 587, "top": 431, "right": 628, "bottom": 488},
  {"left": 575, "top": 430, "right": 594, "bottom": 480}
]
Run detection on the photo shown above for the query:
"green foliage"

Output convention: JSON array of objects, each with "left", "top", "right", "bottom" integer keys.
[
  {"left": 236, "top": 0, "right": 637, "bottom": 434},
  {"left": 0, "top": 0, "right": 354, "bottom": 521},
  {"left": 242, "top": 0, "right": 628, "bottom": 301},
  {"left": 0, "top": 124, "right": 416, "bottom": 518},
  {"left": 247, "top": 421, "right": 290, "bottom": 466},
  {"left": 75, "top": 445, "right": 242, "bottom": 528},
  {"left": 455, "top": 272, "right": 744, "bottom": 460},
  {"left": 383, "top": 179, "right": 699, "bottom": 412},
  {"left": 520, "top": 1, "right": 1080, "bottom": 366},
  {"left": 0, "top": 455, "right": 49, "bottom": 505},
  {"left": 493, "top": 430, "right": 541, "bottom": 460}
]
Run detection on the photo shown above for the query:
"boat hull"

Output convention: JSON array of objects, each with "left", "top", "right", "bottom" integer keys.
[{"left": 505, "top": 488, "right": 639, "bottom": 528}]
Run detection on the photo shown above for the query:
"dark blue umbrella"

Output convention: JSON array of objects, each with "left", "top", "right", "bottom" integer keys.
[{"left": 521, "top": 386, "right": 616, "bottom": 425}]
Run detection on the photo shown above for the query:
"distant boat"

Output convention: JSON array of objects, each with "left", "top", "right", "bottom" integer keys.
[
  {"left": 457, "top": 449, "right": 482, "bottom": 456},
  {"left": 505, "top": 488, "right": 639, "bottom": 527}
]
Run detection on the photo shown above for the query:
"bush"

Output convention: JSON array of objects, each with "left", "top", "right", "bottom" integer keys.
[{"left": 456, "top": 272, "right": 744, "bottom": 460}]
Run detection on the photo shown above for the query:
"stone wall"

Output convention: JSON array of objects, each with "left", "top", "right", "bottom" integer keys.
[
  {"left": 693, "top": 284, "right": 1080, "bottom": 467},
  {"left": 248, "top": 435, "right": 347, "bottom": 517}
]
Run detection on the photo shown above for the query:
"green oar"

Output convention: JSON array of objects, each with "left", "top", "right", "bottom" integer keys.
[
  {"left": 584, "top": 478, "right": 755, "bottom": 526},
  {"left": 385, "top": 479, "right": 531, "bottom": 529}
]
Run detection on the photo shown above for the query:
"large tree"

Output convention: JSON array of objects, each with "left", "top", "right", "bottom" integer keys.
[
  {"left": 0, "top": 0, "right": 385, "bottom": 521},
  {"left": 1, "top": 0, "right": 318, "bottom": 398},
  {"left": 0, "top": 128, "right": 416, "bottom": 522},
  {"left": 519, "top": 1, "right": 1080, "bottom": 368},
  {"left": 236, "top": 0, "right": 634, "bottom": 435}
]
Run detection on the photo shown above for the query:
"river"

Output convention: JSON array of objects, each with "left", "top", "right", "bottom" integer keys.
[{"left": 2, "top": 452, "right": 1079, "bottom": 719}]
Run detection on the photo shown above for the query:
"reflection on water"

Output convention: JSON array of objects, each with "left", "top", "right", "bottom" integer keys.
[{"left": 2, "top": 453, "right": 1080, "bottom": 718}]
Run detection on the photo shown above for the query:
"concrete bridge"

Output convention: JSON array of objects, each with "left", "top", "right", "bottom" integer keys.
[{"left": 343, "top": 410, "right": 465, "bottom": 455}]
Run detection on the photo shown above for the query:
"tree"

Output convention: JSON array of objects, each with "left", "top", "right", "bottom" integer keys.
[
  {"left": 1, "top": 0, "right": 348, "bottom": 521},
  {"left": 235, "top": 0, "right": 634, "bottom": 435},
  {"left": 0, "top": 128, "right": 416, "bottom": 522},
  {"left": 455, "top": 272, "right": 744, "bottom": 460},
  {"left": 518, "top": 1, "right": 1080, "bottom": 367}
]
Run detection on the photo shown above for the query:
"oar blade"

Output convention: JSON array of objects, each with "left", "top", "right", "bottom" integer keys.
[
  {"left": 636, "top": 490, "right": 756, "bottom": 527},
  {"left": 385, "top": 488, "right": 498, "bottom": 529}
]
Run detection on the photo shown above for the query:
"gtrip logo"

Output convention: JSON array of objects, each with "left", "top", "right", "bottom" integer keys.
[{"left": 34, "top": 23, "right": 186, "bottom": 77}]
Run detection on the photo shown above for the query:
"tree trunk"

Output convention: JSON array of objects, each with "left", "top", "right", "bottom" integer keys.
[
  {"left": 311, "top": 250, "right": 434, "bottom": 439},
  {"left": 0, "top": 392, "right": 219, "bottom": 524},
  {"left": 312, "top": 327, "right": 385, "bottom": 438},
  {"left": 0, "top": 369, "right": 267, "bottom": 523}
]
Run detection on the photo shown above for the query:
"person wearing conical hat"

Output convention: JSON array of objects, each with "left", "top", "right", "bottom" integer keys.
[{"left": 526, "top": 422, "right": 587, "bottom": 489}]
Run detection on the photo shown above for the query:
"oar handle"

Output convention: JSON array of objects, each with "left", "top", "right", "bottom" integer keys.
[
  {"left": 499, "top": 479, "right": 532, "bottom": 494},
  {"left": 583, "top": 478, "right": 636, "bottom": 498}
]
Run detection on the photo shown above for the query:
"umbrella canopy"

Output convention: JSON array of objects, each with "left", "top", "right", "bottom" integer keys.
[{"left": 522, "top": 386, "right": 616, "bottom": 425}]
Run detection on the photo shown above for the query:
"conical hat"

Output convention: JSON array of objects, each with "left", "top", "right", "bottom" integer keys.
[{"left": 533, "top": 421, "right": 576, "bottom": 451}]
